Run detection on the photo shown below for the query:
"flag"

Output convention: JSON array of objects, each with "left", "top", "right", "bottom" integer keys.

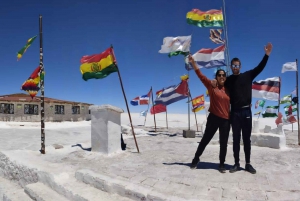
[
  {"left": 180, "top": 74, "right": 189, "bottom": 81},
  {"left": 158, "top": 35, "right": 191, "bottom": 57},
  {"left": 130, "top": 89, "right": 152, "bottom": 106},
  {"left": 254, "top": 111, "right": 261, "bottom": 115},
  {"left": 282, "top": 62, "right": 297, "bottom": 73},
  {"left": 185, "top": 45, "right": 226, "bottom": 69},
  {"left": 80, "top": 47, "right": 118, "bottom": 81},
  {"left": 280, "top": 95, "right": 292, "bottom": 104},
  {"left": 285, "top": 115, "right": 298, "bottom": 124},
  {"left": 284, "top": 104, "right": 297, "bottom": 115},
  {"left": 292, "top": 97, "right": 298, "bottom": 104},
  {"left": 254, "top": 100, "right": 265, "bottom": 109},
  {"left": 17, "top": 35, "right": 37, "bottom": 61},
  {"left": 191, "top": 95, "right": 205, "bottom": 112},
  {"left": 291, "top": 88, "right": 297, "bottom": 95},
  {"left": 275, "top": 112, "right": 283, "bottom": 125},
  {"left": 21, "top": 66, "right": 41, "bottom": 98},
  {"left": 209, "top": 29, "right": 224, "bottom": 44},
  {"left": 186, "top": 9, "right": 224, "bottom": 27},
  {"left": 206, "top": 90, "right": 209, "bottom": 97},
  {"left": 155, "top": 80, "right": 189, "bottom": 106},
  {"left": 150, "top": 104, "right": 167, "bottom": 115},
  {"left": 140, "top": 110, "right": 148, "bottom": 117},
  {"left": 252, "top": 77, "right": 280, "bottom": 101},
  {"left": 262, "top": 106, "right": 279, "bottom": 118}
]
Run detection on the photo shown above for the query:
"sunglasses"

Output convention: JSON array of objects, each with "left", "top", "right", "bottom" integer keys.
[
  {"left": 231, "top": 64, "right": 240, "bottom": 68},
  {"left": 217, "top": 74, "right": 226, "bottom": 77}
]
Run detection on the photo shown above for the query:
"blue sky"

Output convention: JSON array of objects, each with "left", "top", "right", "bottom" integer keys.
[{"left": 0, "top": 0, "right": 299, "bottom": 115}]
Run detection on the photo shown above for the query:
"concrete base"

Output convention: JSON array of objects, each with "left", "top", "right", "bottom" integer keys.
[
  {"left": 251, "top": 133, "right": 286, "bottom": 149},
  {"left": 183, "top": 130, "right": 195, "bottom": 138}
]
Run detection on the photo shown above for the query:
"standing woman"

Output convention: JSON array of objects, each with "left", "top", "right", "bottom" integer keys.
[{"left": 188, "top": 55, "right": 230, "bottom": 173}]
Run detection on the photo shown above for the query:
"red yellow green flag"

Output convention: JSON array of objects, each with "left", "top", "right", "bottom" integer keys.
[
  {"left": 186, "top": 9, "right": 224, "bottom": 28},
  {"left": 21, "top": 66, "right": 41, "bottom": 98},
  {"left": 80, "top": 47, "right": 118, "bottom": 81},
  {"left": 17, "top": 35, "right": 37, "bottom": 61},
  {"left": 191, "top": 94, "right": 205, "bottom": 112}
]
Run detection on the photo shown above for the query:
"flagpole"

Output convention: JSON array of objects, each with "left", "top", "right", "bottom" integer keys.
[
  {"left": 278, "top": 77, "right": 281, "bottom": 115},
  {"left": 39, "top": 15, "right": 45, "bottom": 154},
  {"left": 151, "top": 89, "right": 157, "bottom": 132},
  {"left": 144, "top": 87, "right": 152, "bottom": 126},
  {"left": 111, "top": 45, "right": 140, "bottom": 153},
  {"left": 296, "top": 59, "right": 300, "bottom": 145},
  {"left": 291, "top": 93, "right": 294, "bottom": 132},
  {"left": 187, "top": 71, "right": 190, "bottom": 130},
  {"left": 221, "top": 1, "right": 231, "bottom": 76},
  {"left": 165, "top": 107, "right": 168, "bottom": 129},
  {"left": 188, "top": 91, "right": 199, "bottom": 132}
]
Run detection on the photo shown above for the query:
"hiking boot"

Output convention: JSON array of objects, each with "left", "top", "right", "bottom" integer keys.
[
  {"left": 218, "top": 164, "right": 226, "bottom": 173},
  {"left": 190, "top": 158, "right": 199, "bottom": 169},
  {"left": 245, "top": 164, "right": 256, "bottom": 174},
  {"left": 229, "top": 164, "right": 240, "bottom": 173}
]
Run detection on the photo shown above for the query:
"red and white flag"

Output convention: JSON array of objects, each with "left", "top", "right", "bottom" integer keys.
[{"left": 252, "top": 77, "right": 280, "bottom": 101}]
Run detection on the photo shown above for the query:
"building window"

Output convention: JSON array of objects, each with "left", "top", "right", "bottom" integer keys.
[
  {"left": 72, "top": 106, "right": 80, "bottom": 114},
  {"left": 0, "top": 103, "right": 14, "bottom": 114},
  {"left": 55, "top": 105, "right": 64, "bottom": 114},
  {"left": 24, "top": 104, "right": 38, "bottom": 115}
]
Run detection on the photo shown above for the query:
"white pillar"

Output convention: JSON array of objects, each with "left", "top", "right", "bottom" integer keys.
[
  {"left": 253, "top": 119, "right": 259, "bottom": 133},
  {"left": 89, "top": 105, "right": 124, "bottom": 154}
]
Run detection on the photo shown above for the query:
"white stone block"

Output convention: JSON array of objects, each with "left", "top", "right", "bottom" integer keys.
[
  {"left": 252, "top": 120, "right": 259, "bottom": 133},
  {"left": 251, "top": 132, "right": 286, "bottom": 149},
  {"left": 264, "top": 125, "right": 272, "bottom": 133},
  {"left": 90, "top": 105, "right": 124, "bottom": 154}
]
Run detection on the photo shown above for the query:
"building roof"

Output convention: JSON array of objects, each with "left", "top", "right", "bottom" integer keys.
[{"left": 0, "top": 93, "right": 92, "bottom": 105}]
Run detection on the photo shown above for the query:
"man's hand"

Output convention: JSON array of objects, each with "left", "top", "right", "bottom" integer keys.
[
  {"left": 188, "top": 54, "right": 195, "bottom": 64},
  {"left": 264, "top": 42, "right": 273, "bottom": 56},
  {"left": 211, "top": 79, "right": 217, "bottom": 88}
]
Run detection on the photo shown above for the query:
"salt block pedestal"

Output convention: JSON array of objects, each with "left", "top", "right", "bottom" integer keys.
[
  {"left": 183, "top": 130, "right": 195, "bottom": 138},
  {"left": 90, "top": 105, "right": 124, "bottom": 154}
]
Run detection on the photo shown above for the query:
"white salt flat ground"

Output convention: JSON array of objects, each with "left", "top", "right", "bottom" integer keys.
[{"left": 0, "top": 113, "right": 299, "bottom": 200}]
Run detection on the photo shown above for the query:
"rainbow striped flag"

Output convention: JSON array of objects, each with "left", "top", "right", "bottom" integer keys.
[
  {"left": 80, "top": 47, "right": 118, "bottom": 81},
  {"left": 17, "top": 35, "right": 37, "bottom": 61},
  {"left": 192, "top": 95, "right": 205, "bottom": 112},
  {"left": 21, "top": 66, "right": 42, "bottom": 98},
  {"left": 186, "top": 9, "right": 224, "bottom": 27}
]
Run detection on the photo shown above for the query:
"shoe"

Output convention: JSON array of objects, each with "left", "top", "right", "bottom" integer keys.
[
  {"left": 218, "top": 164, "right": 226, "bottom": 173},
  {"left": 190, "top": 158, "right": 199, "bottom": 169},
  {"left": 229, "top": 164, "right": 240, "bottom": 173},
  {"left": 245, "top": 164, "right": 256, "bottom": 174}
]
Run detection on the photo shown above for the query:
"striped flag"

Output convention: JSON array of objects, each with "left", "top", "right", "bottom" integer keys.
[
  {"left": 284, "top": 104, "right": 297, "bottom": 115},
  {"left": 150, "top": 104, "right": 166, "bottom": 115},
  {"left": 252, "top": 77, "right": 280, "bottom": 101},
  {"left": 262, "top": 106, "right": 279, "bottom": 118},
  {"left": 130, "top": 89, "right": 152, "bottom": 106},
  {"left": 254, "top": 111, "right": 261, "bottom": 115},
  {"left": 280, "top": 95, "right": 292, "bottom": 104},
  {"left": 159, "top": 35, "right": 191, "bottom": 57},
  {"left": 209, "top": 29, "right": 224, "bottom": 44},
  {"left": 154, "top": 80, "right": 189, "bottom": 106},
  {"left": 191, "top": 95, "right": 205, "bottom": 112},
  {"left": 254, "top": 100, "right": 265, "bottom": 109}
]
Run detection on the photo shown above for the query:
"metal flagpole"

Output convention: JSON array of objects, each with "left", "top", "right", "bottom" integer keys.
[
  {"left": 278, "top": 77, "right": 281, "bottom": 115},
  {"left": 39, "top": 15, "right": 45, "bottom": 154},
  {"left": 221, "top": 0, "right": 231, "bottom": 76},
  {"left": 151, "top": 89, "right": 157, "bottom": 132},
  {"left": 144, "top": 87, "right": 152, "bottom": 126},
  {"left": 111, "top": 45, "right": 140, "bottom": 153},
  {"left": 188, "top": 91, "right": 199, "bottom": 132},
  {"left": 165, "top": 107, "right": 168, "bottom": 129},
  {"left": 187, "top": 71, "right": 190, "bottom": 130},
  {"left": 295, "top": 59, "right": 300, "bottom": 145}
]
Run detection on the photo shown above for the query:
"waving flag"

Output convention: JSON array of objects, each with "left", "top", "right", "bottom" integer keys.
[
  {"left": 17, "top": 35, "right": 37, "bottom": 61},
  {"left": 155, "top": 80, "right": 189, "bottom": 106},
  {"left": 150, "top": 104, "right": 167, "bottom": 115},
  {"left": 159, "top": 35, "right": 191, "bottom": 57},
  {"left": 209, "top": 29, "right": 224, "bottom": 44},
  {"left": 131, "top": 89, "right": 152, "bottom": 106},
  {"left": 282, "top": 62, "right": 297, "bottom": 73},
  {"left": 280, "top": 95, "right": 292, "bottom": 104},
  {"left": 80, "top": 47, "right": 118, "bottom": 81},
  {"left": 252, "top": 77, "right": 280, "bottom": 101},
  {"left": 185, "top": 45, "right": 226, "bottom": 69},
  {"left": 284, "top": 104, "right": 297, "bottom": 115},
  {"left": 255, "top": 100, "right": 265, "bottom": 109},
  {"left": 262, "top": 106, "right": 279, "bottom": 118},
  {"left": 186, "top": 9, "right": 224, "bottom": 27},
  {"left": 140, "top": 110, "right": 148, "bottom": 117},
  {"left": 192, "top": 95, "right": 205, "bottom": 112},
  {"left": 21, "top": 66, "right": 41, "bottom": 98}
]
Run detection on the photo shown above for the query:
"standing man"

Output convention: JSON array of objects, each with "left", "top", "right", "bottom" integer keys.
[{"left": 215, "top": 43, "right": 273, "bottom": 174}]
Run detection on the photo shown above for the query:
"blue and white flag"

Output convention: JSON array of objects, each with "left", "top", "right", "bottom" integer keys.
[
  {"left": 130, "top": 89, "right": 152, "bottom": 106},
  {"left": 140, "top": 110, "right": 148, "bottom": 116}
]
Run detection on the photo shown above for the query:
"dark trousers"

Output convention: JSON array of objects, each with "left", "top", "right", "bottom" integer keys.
[
  {"left": 193, "top": 113, "right": 230, "bottom": 164},
  {"left": 231, "top": 107, "right": 252, "bottom": 165}
]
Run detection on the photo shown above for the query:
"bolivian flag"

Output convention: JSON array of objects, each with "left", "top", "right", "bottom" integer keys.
[
  {"left": 21, "top": 66, "right": 41, "bottom": 98},
  {"left": 186, "top": 9, "right": 224, "bottom": 28},
  {"left": 17, "top": 35, "right": 37, "bottom": 61},
  {"left": 192, "top": 94, "right": 205, "bottom": 112},
  {"left": 80, "top": 47, "right": 118, "bottom": 81}
]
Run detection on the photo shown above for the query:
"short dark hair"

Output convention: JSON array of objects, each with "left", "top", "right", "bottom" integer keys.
[
  {"left": 231, "top": 58, "right": 241, "bottom": 66},
  {"left": 215, "top": 69, "right": 226, "bottom": 79}
]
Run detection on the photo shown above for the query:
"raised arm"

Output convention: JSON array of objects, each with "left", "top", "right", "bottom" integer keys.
[
  {"left": 188, "top": 54, "right": 211, "bottom": 89},
  {"left": 250, "top": 43, "right": 273, "bottom": 80}
]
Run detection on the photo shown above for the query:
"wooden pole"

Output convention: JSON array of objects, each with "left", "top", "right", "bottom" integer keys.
[
  {"left": 221, "top": 0, "right": 231, "bottom": 76},
  {"left": 296, "top": 59, "right": 300, "bottom": 145},
  {"left": 278, "top": 77, "right": 281, "bottom": 115},
  {"left": 165, "top": 107, "right": 168, "bottom": 129},
  {"left": 189, "top": 91, "right": 199, "bottom": 132},
  {"left": 151, "top": 89, "right": 157, "bottom": 132},
  {"left": 39, "top": 15, "right": 45, "bottom": 154},
  {"left": 143, "top": 87, "right": 152, "bottom": 126},
  {"left": 111, "top": 45, "right": 140, "bottom": 153}
]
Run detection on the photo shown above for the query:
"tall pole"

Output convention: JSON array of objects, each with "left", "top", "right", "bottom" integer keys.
[
  {"left": 151, "top": 89, "right": 157, "bottom": 132},
  {"left": 278, "top": 77, "right": 281, "bottom": 115},
  {"left": 188, "top": 91, "right": 199, "bottom": 132},
  {"left": 296, "top": 59, "right": 300, "bottom": 145},
  {"left": 165, "top": 107, "right": 168, "bottom": 129},
  {"left": 39, "top": 15, "right": 45, "bottom": 154},
  {"left": 187, "top": 71, "right": 190, "bottom": 130},
  {"left": 221, "top": 0, "right": 231, "bottom": 76},
  {"left": 111, "top": 45, "right": 140, "bottom": 153},
  {"left": 144, "top": 87, "right": 152, "bottom": 126}
]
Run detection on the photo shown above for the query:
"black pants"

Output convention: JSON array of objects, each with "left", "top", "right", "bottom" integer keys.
[
  {"left": 193, "top": 113, "right": 230, "bottom": 164},
  {"left": 231, "top": 107, "right": 252, "bottom": 165}
]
